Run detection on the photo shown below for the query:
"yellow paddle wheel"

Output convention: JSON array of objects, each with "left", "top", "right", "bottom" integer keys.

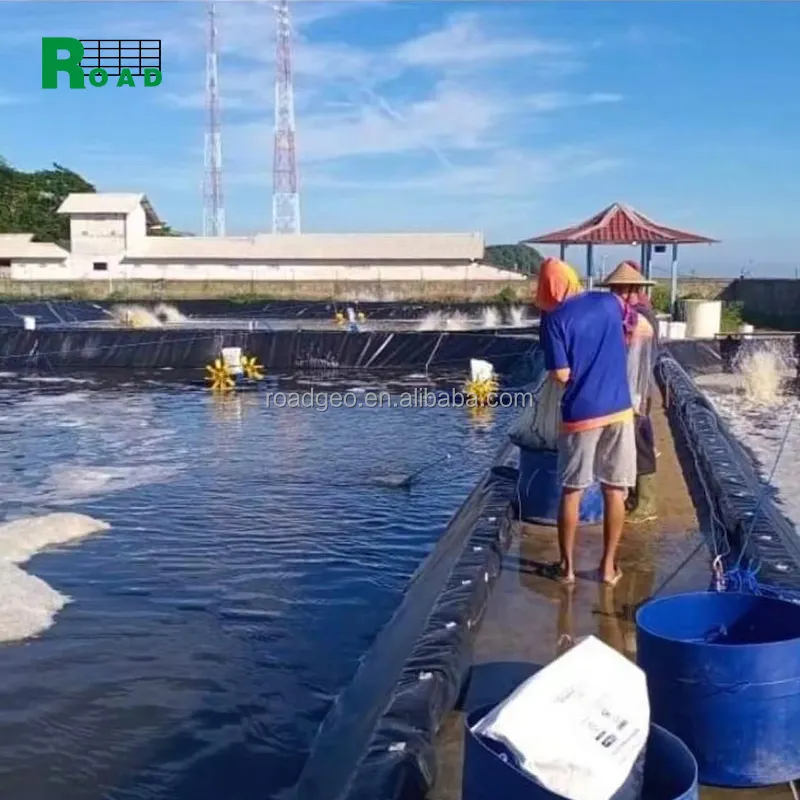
[
  {"left": 241, "top": 354, "right": 265, "bottom": 381},
  {"left": 463, "top": 375, "right": 499, "bottom": 407},
  {"left": 205, "top": 358, "right": 235, "bottom": 392}
]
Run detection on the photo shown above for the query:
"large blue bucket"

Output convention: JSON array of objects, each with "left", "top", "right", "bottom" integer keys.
[
  {"left": 517, "top": 447, "right": 603, "bottom": 526},
  {"left": 463, "top": 704, "right": 698, "bottom": 800},
  {"left": 636, "top": 591, "right": 800, "bottom": 787}
]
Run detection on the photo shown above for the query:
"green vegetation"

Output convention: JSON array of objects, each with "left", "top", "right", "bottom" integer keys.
[
  {"left": 485, "top": 244, "right": 544, "bottom": 275},
  {"left": 492, "top": 285, "right": 524, "bottom": 305},
  {"left": 0, "top": 155, "right": 94, "bottom": 243},
  {"left": 720, "top": 302, "right": 744, "bottom": 332},
  {"left": 0, "top": 155, "right": 178, "bottom": 242},
  {"left": 650, "top": 285, "right": 671, "bottom": 314}
]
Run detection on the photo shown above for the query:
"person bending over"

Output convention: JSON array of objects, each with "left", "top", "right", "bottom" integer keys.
[{"left": 536, "top": 257, "right": 637, "bottom": 587}]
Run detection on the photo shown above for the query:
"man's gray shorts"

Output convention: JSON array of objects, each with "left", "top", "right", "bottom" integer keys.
[{"left": 557, "top": 419, "right": 637, "bottom": 490}]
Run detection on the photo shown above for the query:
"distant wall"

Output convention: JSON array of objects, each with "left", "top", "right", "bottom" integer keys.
[
  {"left": 0, "top": 279, "right": 531, "bottom": 303},
  {"left": 719, "top": 278, "right": 800, "bottom": 329}
]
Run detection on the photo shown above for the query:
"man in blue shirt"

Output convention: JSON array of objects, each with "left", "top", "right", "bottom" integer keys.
[{"left": 536, "top": 258, "right": 636, "bottom": 587}]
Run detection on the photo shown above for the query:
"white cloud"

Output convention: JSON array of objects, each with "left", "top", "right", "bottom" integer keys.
[
  {"left": 147, "top": 4, "right": 623, "bottom": 205},
  {"left": 395, "top": 12, "right": 571, "bottom": 68}
]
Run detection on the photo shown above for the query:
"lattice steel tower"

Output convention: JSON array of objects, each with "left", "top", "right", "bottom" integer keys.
[
  {"left": 272, "top": 0, "right": 301, "bottom": 234},
  {"left": 203, "top": 1, "right": 225, "bottom": 236}
]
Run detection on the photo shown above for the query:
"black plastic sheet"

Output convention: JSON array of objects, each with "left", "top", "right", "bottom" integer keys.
[
  {"left": 656, "top": 347, "right": 800, "bottom": 592},
  {"left": 0, "top": 301, "right": 111, "bottom": 327},
  {"left": 0, "top": 328, "right": 536, "bottom": 375},
  {"left": 0, "top": 300, "right": 537, "bottom": 323},
  {"left": 291, "top": 457, "right": 517, "bottom": 800}
]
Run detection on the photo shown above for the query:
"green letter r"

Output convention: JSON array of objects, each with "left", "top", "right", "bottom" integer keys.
[{"left": 42, "top": 38, "right": 86, "bottom": 89}]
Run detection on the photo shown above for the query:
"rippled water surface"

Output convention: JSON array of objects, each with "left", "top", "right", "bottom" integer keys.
[{"left": 0, "top": 375, "right": 512, "bottom": 800}]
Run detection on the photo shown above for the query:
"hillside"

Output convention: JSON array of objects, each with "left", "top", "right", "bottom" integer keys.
[
  {"left": 0, "top": 156, "right": 178, "bottom": 242},
  {"left": 0, "top": 156, "right": 95, "bottom": 243},
  {"left": 484, "top": 243, "right": 543, "bottom": 275}
]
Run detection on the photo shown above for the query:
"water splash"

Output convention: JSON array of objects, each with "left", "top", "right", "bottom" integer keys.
[
  {"left": 445, "top": 312, "right": 469, "bottom": 331},
  {"left": 735, "top": 344, "right": 791, "bottom": 405},
  {"left": 416, "top": 312, "right": 444, "bottom": 331},
  {"left": 509, "top": 306, "right": 528, "bottom": 327},
  {"left": 480, "top": 306, "right": 500, "bottom": 328},
  {"left": 110, "top": 304, "right": 186, "bottom": 327},
  {"left": 154, "top": 303, "right": 187, "bottom": 324}
]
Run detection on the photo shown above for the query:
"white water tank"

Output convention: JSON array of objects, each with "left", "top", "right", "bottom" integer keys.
[
  {"left": 682, "top": 299, "right": 722, "bottom": 339},
  {"left": 739, "top": 323, "right": 754, "bottom": 338},
  {"left": 667, "top": 321, "right": 687, "bottom": 340},
  {"left": 22, "top": 316, "right": 36, "bottom": 330}
]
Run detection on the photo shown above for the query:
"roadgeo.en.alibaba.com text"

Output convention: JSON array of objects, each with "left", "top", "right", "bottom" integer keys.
[{"left": 263, "top": 388, "right": 535, "bottom": 411}]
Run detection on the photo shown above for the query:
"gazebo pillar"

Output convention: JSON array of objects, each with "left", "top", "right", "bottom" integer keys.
[
  {"left": 559, "top": 243, "right": 566, "bottom": 260},
  {"left": 586, "top": 243, "right": 595, "bottom": 290},
  {"left": 669, "top": 243, "right": 679, "bottom": 316}
]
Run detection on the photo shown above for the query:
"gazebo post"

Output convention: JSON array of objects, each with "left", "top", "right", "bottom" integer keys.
[
  {"left": 669, "top": 243, "right": 679, "bottom": 316},
  {"left": 640, "top": 243, "right": 647, "bottom": 271},
  {"left": 586, "top": 243, "right": 595, "bottom": 290},
  {"left": 559, "top": 243, "right": 566, "bottom": 260}
]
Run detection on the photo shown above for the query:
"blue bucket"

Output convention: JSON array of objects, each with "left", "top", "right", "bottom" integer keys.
[
  {"left": 463, "top": 704, "right": 698, "bottom": 800},
  {"left": 517, "top": 447, "right": 603, "bottom": 526},
  {"left": 636, "top": 591, "right": 800, "bottom": 787}
]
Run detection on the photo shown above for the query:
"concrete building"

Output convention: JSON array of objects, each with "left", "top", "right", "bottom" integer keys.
[{"left": 0, "top": 193, "right": 522, "bottom": 283}]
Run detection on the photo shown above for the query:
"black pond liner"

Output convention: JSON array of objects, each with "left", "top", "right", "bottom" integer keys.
[
  {"left": 289, "top": 453, "right": 519, "bottom": 800},
  {"left": 0, "top": 327, "right": 537, "bottom": 376},
  {"left": 0, "top": 300, "right": 537, "bottom": 324},
  {"left": 658, "top": 341, "right": 800, "bottom": 592}
]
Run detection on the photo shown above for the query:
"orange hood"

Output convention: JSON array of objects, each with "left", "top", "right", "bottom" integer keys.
[{"left": 535, "top": 257, "right": 582, "bottom": 312}]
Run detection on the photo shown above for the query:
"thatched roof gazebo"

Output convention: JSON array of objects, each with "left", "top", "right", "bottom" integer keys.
[{"left": 521, "top": 202, "right": 718, "bottom": 309}]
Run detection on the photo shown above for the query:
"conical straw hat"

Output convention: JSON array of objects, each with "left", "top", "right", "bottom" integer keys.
[{"left": 600, "top": 261, "right": 655, "bottom": 287}]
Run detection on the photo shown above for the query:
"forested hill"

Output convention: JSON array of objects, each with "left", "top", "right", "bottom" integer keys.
[
  {"left": 484, "top": 243, "right": 543, "bottom": 275},
  {"left": 0, "top": 157, "right": 95, "bottom": 243},
  {"left": 0, "top": 156, "right": 178, "bottom": 242}
]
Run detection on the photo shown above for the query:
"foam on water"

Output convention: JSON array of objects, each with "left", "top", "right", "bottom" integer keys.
[{"left": 0, "top": 513, "right": 109, "bottom": 643}]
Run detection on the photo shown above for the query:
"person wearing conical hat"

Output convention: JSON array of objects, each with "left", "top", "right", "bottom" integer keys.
[{"left": 601, "top": 262, "right": 658, "bottom": 524}]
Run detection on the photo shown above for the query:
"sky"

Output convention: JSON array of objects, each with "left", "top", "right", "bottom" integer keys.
[{"left": 2, "top": 1, "right": 800, "bottom": 277}]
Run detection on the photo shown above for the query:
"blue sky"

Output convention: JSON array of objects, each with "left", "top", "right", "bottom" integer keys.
[{"left": 2, "top": 1, "right": 800, "bottom": 276}]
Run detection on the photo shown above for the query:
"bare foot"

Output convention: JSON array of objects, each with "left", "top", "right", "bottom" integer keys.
[{"left": 599, "top": 567, "right": 624, "bottom": 587}]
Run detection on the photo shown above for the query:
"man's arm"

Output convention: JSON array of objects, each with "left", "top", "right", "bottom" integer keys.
[{"left": 541, "top": 314, "right": 571, "bottom": 385}]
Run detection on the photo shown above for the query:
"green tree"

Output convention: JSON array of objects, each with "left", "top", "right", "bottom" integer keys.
[
  {"left": 0, "top": 156, "right": 179, "bottom": 241},
  {"left": 485, "top": 244, "right": 544, "bottom": 275}
]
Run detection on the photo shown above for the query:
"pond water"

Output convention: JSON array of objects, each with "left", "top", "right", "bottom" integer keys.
[{"left": 0, "top": 375, "right": 513, "bottom": 800}]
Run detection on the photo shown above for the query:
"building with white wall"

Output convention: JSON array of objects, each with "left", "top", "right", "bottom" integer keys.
[{"left": 0, "top": 193, "right": 523, "bottom": 283}]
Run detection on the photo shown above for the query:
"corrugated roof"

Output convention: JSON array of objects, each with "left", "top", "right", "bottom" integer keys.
[
  {"left": 0, "top": 233, "right": 68, "bottom": 260},
  {"left": 57, "top": 192, "right": 162, "bottom": 227},
  {"left": 122, "top": 232, "right": 485, "bottom": 262},
  {"left": 522, "top": 203, "right": 718, "bottom": 245}
]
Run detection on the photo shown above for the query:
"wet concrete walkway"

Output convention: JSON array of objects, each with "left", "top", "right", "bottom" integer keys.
[{"left": 430, "top": 393, "right": 793, "bottom": 800}]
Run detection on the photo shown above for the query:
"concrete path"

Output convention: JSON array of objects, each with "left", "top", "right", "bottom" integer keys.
[{"left": 430, "top": 393, "right": 792, "bottom": 799}]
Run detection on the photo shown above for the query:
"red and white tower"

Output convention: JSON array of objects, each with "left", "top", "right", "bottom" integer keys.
[
  {"left": 203, "top": 1, "right": 225, "bottom": 236},
  {"left": 272, "top": 0, "right": 301, "bottom": 234}
]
